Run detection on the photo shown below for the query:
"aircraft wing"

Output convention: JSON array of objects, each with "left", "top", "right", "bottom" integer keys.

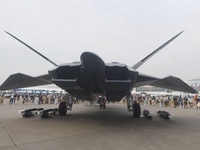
[
  {"left": 134, "top": 74, "right": 197, "bottom": 94},
  {"left": 150, "top": 76, "right": 197, "bottom": 94},
  {"left": 0, "top": 73, "right": 52, "bottom": 91}
]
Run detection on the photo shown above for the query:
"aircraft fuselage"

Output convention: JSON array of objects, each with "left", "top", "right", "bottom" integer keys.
[{"left": 49, "top": 52, "right": 138, "bottom": 101}]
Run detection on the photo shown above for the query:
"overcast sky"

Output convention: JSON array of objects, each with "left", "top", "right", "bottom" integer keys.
[{"left": 0, "top": 0, "right": 200, "bottom": 86}]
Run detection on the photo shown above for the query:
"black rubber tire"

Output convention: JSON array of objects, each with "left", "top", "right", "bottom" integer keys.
[
  {"left": 133, "top": 103, "right": 141, "bottom": 118},
  {"left": 103, "top": 104, "right": 106, "bottom": 109},
  {"left": 59, "top": 101, "right": 67, "bottom": 116}
]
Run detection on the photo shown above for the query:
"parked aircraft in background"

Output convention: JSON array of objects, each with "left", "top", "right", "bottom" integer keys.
[{"left": 0, "top": 30, "right": 197, "bottom": 117}]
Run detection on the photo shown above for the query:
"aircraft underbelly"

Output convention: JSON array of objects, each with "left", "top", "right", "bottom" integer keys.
[
  {"left": 105, "top": 79, "right": 131, "bottom": 90},
  {"left": 49, "top": 52, "right": 138, "bottom": 101}
]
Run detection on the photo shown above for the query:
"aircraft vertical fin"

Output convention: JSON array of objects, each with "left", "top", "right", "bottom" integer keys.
[
  {"left": 132, "top": 30, "right": 184, "bottom": 70},
  {"left": 4, "top": 30, "right": 58, "bottom": 67}
]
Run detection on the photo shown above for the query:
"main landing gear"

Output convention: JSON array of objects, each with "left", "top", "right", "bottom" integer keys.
[
  {"left": 127, "top": 93, "right": 141, "bottom": 118},
  {"left": 58, "top": 94, "right": 74, "bottom": 116}
]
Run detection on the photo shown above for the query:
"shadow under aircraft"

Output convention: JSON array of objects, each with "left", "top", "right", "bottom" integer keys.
[{"left": 0, "top": 30, "right": 197, "bottom": 117}]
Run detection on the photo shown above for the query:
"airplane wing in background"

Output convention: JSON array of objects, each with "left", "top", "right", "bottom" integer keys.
[
  {"left": 150, "top": 76, "right": 197, "bottom": 94},
  {"left": 0, "top": 73, "right": 52, "bottom": 91},
  {"left": 134, "top": 74, "right": 197, "bottom": 94}
]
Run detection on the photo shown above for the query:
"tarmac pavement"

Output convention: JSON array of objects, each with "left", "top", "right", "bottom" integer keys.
[{"left": 0, "top": 99, "right": 200, "bottom": 150}]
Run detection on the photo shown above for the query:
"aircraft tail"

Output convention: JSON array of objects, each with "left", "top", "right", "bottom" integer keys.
[
  {"left": 4, "top": 31, "right": 58, "bottom": 67},
  {"left": 132, "top": 31, "right": 184, "bottom": 70}
]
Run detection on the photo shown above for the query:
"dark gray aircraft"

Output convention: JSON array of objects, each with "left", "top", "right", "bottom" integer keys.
[{"left": 0, "top": 31, "right": 197, "bottom": 117}]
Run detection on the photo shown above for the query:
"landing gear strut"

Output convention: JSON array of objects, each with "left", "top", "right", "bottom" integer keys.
[
  {"left": 127, "top": 93, "right": 141, "bottom": 118},
  {"left": 58, "top": 94, "right": 74, "bottom": 116}
]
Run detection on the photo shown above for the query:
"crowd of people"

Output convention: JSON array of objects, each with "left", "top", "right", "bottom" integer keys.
[
  {"left": 0, "top": 92, "right": 67, "bottom": 105},
  {"left": 132, "top": 94, "right": 200, "bottom": 109},
  {"left": 1, "top": 92, "right": 200, "bottom": 110}
]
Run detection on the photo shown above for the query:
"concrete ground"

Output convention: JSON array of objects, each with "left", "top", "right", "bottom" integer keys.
[{"left": 0, "top": 99, "right": 200, "bottom": 150}]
